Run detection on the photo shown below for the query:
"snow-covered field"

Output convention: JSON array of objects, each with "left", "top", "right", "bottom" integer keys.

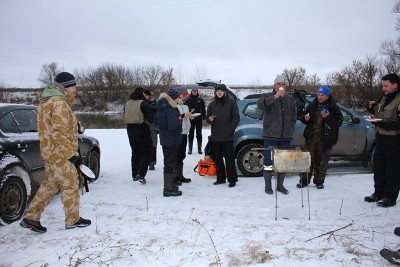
[{"left": 0, "top": 128, "right": 399, "bottom": 267}]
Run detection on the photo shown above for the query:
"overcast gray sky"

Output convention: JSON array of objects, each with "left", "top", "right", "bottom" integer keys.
[{"left": 0, "top": 0, "right": 397, "bottom": 88}]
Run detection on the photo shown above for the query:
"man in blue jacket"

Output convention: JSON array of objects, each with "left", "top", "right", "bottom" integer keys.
[{"left": 157, "top": 88, "right": 183, "bottom": 197}]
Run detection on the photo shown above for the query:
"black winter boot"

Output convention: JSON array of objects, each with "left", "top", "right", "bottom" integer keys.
[
  {"left": 176, "top": 165, "right": 191, "bottom": 183},
  {"left": 163, "top": 172, "right": 182, "bottom": 197},
  {"left": 198, "top": 140, "right": 202, "bottom": 154},
  {"left": 264, "top": 171, "right": 273, "bottom": 195},
  {"left": 277, "top": 173, "right": 289, "bottom": 194},
  {"left": 188, "top": 140, "right": 193, "bottom": 155}
]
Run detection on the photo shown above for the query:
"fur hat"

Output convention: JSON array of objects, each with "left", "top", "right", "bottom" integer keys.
[
  {"left": 167, "top": 88, "right": 180, "bottom": 100},
  {"left": 54, "top": 72, "right": 76, "bottom": 88},
  {"left": 317, "top": 86, "right": 330, "bottom": 97}
]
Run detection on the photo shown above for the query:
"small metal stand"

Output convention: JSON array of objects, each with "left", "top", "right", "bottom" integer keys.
[{"left": 272, "top": 147, "right": 311, "bottom": 220}]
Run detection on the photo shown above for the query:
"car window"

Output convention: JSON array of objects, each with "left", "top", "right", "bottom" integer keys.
[
  {"left": 0, "top": 113, "right": 20, "bottom": 134},
  {"left": 12, "top": 109, "right": 37, "bottom": 133},
  {"left": 340, "top": 109, "right": 352, "bottom": 124},
  {"left": 243, "top": 103, "right": 263, "bottom": 120}
]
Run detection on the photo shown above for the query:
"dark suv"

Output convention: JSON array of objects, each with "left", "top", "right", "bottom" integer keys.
[{"left": 0, "top": 103, "right": 101, "bottom": 225}]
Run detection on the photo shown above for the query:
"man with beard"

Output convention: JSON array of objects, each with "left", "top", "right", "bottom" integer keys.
[{"left": 206, "top": 84, "right": 240, "bottom": 187}]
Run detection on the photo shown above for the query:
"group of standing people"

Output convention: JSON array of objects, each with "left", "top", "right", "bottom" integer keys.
[
  {"left": 20, "top": 70, "right": 399, "bottom": 235},
  {"left": 257, "top": 75, "right": 343, "bottom": 195},
  {"left": 125, "top": 83, "right": 240, "bottom": 196}
]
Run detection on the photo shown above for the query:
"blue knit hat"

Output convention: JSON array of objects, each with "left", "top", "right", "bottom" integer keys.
[
  {"left": 317, "top": 86, "right": 330, "bottom": 97},
  {"left": 167, "top": 88, "right": 180, "bottom": 100}
]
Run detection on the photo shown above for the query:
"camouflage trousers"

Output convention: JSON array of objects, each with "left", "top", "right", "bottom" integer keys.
[
  {"left": 300, "top": 135, "right": 331, "bottom": 185},
  {"left": 24, "top": 160, "right": 80, "bottom": 225}
]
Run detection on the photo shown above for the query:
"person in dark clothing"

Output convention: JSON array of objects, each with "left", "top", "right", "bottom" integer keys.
[
  {"left": 297, "top": 86, "right": 343, "bottom": 189},
  {"left": 125, "top": 87, "right": 154, "bottom": 184},
  {"left": 144, "top": 89, "right": 158, "bottom": 171},
  {"left": 206, "top": 84, "right": 240, "bottom": 187},
  {"left": 185, "top": 88, "right": 206, "bottom": 154},
  {"left": 157, "top": 88, "right": 183, "bottom": 197},
  {"left": 256, "top": 75, "right": 297, "bottom": 195},
  {"left": 364, "top": 73, "right": 400, "bottom": 207}
]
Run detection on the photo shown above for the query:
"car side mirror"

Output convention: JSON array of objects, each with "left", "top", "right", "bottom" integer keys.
[
  {"left": 352, "top": 117, "right": 361, "bottom": 125},
  {"left": 78, "top": 122, "right": 86, "bottom": 134}
]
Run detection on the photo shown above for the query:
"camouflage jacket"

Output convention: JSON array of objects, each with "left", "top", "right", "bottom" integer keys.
[{"left": 37, "top": 85, "right": 78, "bottom": 163}]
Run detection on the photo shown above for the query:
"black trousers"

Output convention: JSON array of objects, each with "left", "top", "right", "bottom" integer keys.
[
  {"left": 212, "top": 140, "right": 238, "bottom": 184},
  {"left": 188, "top": 119, "right": 203, "bottom": 143},
  {"left": 162, "top": 145, "right": 180, "bottom": 173},
  {"left": 127, "top": 125, "right": 152, "bottom": 178},
  {"left": 373, "top": 133, "right": 400, "bottom": 202},
  {"left": 176, "top": 134, "right": 188, "bottom": 170}
]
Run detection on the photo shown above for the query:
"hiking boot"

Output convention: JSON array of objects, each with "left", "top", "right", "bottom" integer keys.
[
  {"left": 296, "top": 183, "right": 308, "bottom": 188},
  {"left": 149, "top": 164, "right": 155, "bottom": 171},
  {"left": 395, "top": 227, "right": 400, "bottom": 236},
  {"left": 65, "top": 217, "right": 91, "bottom": 229},
  {"left": 265, "top": 187, "right": 273, "bottom": 195},
  {"left": 137, "top": 175, "right": 146, "bottom": 184},
  {"left": 316, "top": 184, "right": 324, "bottom": 189},
  {"left": 377, "top": 198, "right": 396, "bottom": 208},
  {"left": 198, "top": 150, "right": 203, "bottom": 154},
  {"left": 133, "top": 175, "right": 139, "bottom": 181},
  {"left": 364, "top": 193, "right": 381, "bottom": 202},
  {"left": 20, "top": 218, "right": 47, "bottom": 233},
  {"left": 163, "top": 190, "right": 182, "bottom": 197},
  {"left": 174, "top": 180, "right": 182, "bottom": 186},
  {"left": 178, "top": 177, "right": 192, "bottom": 183},
  {"left": 228, "top": 183, "right": 236, "bottom": 188},
  {"left": 188, "top": 150, "right": 192, "bottom": 155},
  {"left": 277, "top": 187, "right": 289, "bottom": 194},
  {"left": 213, "top": 181, "right": 226, "bottom": 185},
  {"left": 380, "top": 248, "right": 400, "bottom": 266}
]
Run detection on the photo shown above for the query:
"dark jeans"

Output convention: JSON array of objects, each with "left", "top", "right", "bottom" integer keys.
[
  {"left": 263, "top": 139, "right": 291, "bottom": 166},
  {"left": 212, "top": 140, "right": 237, "bottom": 184},
  {"left": 188, "top": 119, "right": 203, "bottom": 143},
  {"left": 176, "top": 134, "right": 188, "bottom": 170},
  {"left": 373, "top": 133, "right": 400, "bottom": 202},
  {"left": 162, "top": 145, "right": 180, "bottom": 173},
  {"left": 127, "top": 125, "right": 152, "bottom": 178}
]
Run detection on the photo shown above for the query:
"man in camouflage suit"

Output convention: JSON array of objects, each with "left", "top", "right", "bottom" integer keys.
[
  {"left": 20, "top": 72, "right": 91, "bottom": 233},
  {"left": 297, "top": 86, "right": 343, "bottom": 189}
]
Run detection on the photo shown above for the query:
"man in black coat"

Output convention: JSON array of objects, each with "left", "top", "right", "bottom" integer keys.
[
  {"left": 124, "top": 87, "right": 154, "bottom": 184},
  {"left": 185, "top": 88, "right": 206, "bottom": 154},
  {"left": 206, "top": 84, "right": 240, "bottom": 187},
  {"left": 297, "top": 86, "right": 343, "bottom": 189}
]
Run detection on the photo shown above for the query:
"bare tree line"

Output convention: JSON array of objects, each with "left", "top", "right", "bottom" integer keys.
[{"left": 8, "top": 2, "right": 400, "bottom": 110}]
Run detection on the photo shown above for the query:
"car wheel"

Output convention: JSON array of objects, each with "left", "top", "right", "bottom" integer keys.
[
  {"left": 88, "top": 151, "right": 100, "bottom": 182},
  {"left": 0, "top": 175, "right": 28, "bottom": 225},
  {"left": 236, "top": 144, "right": 264, "bottom": 177}
]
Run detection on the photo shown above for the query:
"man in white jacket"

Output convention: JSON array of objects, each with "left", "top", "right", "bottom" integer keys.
[{"left": 175, "top": 87, "right": 192, "bottom": 184}]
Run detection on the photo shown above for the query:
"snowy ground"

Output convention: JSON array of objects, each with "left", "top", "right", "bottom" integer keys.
[{"left": 0, "top": 128, "right": 399, "bottom": 267}]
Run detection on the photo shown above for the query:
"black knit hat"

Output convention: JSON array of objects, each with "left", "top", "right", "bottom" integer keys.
[
  {"left": 215, "top": 84, "right": 227, "bottom": 91},
  {"left": 55, "top": 72, "right": 76, "bottom": 88}
]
